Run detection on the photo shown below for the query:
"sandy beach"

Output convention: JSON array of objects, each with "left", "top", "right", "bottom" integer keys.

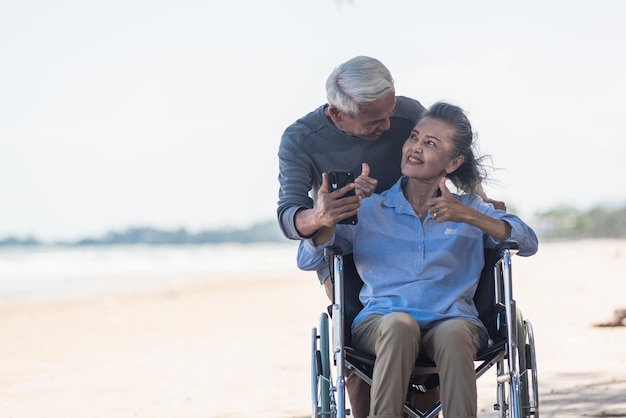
[{"left": 1, "top": 240, "right": 625, "bottom": 417}]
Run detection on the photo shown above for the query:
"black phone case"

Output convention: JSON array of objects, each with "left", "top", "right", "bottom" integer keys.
[{"left": 328, "top": 170, "right": 358, "bottom": 225}]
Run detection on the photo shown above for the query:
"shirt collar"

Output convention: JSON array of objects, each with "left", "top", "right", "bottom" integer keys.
[{"left": 381, "top": 177, "right": 415, "bottom": 216}]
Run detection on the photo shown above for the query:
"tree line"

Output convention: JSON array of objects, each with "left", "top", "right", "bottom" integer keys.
[
  {"left": 0, "top": 221, "right": 285, "bottom": 246},
  {"left": 2, "top": 205, "right": 626, "bottom": 247},
  {"left": 534, "top": 205, "right": 626, "bottom": 239}
]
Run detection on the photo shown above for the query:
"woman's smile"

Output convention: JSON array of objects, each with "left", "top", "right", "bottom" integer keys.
[{"left": 406, "top": 155, "right": 424, "bottom": 165}]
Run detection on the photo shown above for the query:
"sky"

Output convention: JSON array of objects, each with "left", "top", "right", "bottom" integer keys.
[{"left": 2, "top": 0, "right": 625, "bottom": 241}]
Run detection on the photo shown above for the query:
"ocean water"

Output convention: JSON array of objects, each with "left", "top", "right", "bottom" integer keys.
[{"left": 0, "top": 242, "right": 301, "bottom": 304}]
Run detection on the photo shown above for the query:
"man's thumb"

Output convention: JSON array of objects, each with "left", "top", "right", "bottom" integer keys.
[{"left": 321, "top": 172, "right": 330, "bottom": 192}]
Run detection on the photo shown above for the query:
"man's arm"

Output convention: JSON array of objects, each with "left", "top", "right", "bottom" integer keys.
[
  {"left": 278, "top": 126, "right": 362, "bottom": 239},
  {"left": 277, "top": 126, "right": 318, "bottom": 240}
]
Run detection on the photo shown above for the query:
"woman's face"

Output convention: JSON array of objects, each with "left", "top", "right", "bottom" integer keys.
[{"left": 401, "top": 116, "right": 462, "bottom": 180}]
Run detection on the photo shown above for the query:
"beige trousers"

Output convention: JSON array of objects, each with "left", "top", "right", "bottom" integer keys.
[
  {"left": 322, "top": 281, "right": 440, "bottom": 418},
  {"left": 352, "top": 312, "right": 487, "bottom": 418}
]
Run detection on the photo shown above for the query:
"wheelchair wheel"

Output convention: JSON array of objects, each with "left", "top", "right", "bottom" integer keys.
[
  {"left": 517, "top": 319, "right": 539, "bottom": 418},
  {"left": 495, "top": 318, "right": 539, "bottom": 418},
  {"left": 312, "top": 313, "right": 331, "bottom": 418},
  {"left": 522, "top": 320, "right": 539, "bottom": 418}
]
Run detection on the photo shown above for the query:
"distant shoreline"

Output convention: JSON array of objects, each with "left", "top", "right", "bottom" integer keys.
[
  {"left": 0, "top": 221, "right": 285, "bottom": 247},
  {"left": 4, "top": 201, "right": 626, "bottom": 246}
]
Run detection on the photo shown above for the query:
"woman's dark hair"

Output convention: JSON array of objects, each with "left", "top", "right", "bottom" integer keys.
[{"left": 425, "top": 102, "right": 490, "bottom": 194}]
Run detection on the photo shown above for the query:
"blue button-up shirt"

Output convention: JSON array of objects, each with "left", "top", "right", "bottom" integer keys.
[{"left": 297, "top": 177, "right": 538, "bottom": 331}]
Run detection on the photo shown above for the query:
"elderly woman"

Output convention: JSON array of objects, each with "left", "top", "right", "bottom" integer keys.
[{"left": 297, "top": 102, "right": 538, "bottom": 418}]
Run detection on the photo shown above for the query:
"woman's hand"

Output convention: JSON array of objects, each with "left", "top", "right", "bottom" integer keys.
[
  {"left": 427, "top": 178, "right": 511, "bottom": 241},
  {"left": 354, "top": 162, "right": 378, "bottom": 199},
  {"left": 426, "top": 178, "right": 469, "bottom": 222}
]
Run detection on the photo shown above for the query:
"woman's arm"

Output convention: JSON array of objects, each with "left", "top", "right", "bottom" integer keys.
[
  {"left": 458, "top": 208, "right": 512, "bottom": 242},
  {"left": 428, "top": 179, "right": 510, "bottom": 240},
  {"left": 427, "top": 179, "right": 538, "bottom": 255}
]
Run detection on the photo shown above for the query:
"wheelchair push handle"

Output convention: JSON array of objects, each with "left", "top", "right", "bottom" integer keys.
[
  {"left": 494, "top": 240, "right": 519, "bottom": 256},
  {"left": 324, "top": 245, "right": 343, "bottom": 261}
]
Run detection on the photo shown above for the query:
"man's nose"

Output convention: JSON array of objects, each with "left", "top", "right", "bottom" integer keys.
[{"left": 378, "top": 117, "right": 391, "bottom": 132}]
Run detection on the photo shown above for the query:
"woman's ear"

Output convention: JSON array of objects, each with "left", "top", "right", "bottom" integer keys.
[{"left": 446, "top": 155, "right": 465, "bottom": 174}]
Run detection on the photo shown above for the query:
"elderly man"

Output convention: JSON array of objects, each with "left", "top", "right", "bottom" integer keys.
[{"left": 277, "top": 56, "right": 431, "bottom": 417}]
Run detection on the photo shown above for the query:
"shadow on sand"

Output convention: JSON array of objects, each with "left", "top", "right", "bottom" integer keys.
[{"left": 540, "top": 374, "right": 626, "bottom": 417}]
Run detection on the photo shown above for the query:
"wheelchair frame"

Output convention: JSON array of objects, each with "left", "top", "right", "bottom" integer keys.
[{"left": 311, "top": 242, "right": 539, "bottom": 418}]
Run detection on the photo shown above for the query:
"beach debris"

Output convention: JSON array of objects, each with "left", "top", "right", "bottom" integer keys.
[{"left": 593, "top": 308, "right": 626, "bottom": 327}]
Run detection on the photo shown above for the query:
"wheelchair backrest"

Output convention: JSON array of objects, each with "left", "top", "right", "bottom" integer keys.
[
  {"left": 338, "top": 249, "right": 503, "bottom": 344},
  {"left": 473, "top": 247, "right": 503, "bottom": 341}
]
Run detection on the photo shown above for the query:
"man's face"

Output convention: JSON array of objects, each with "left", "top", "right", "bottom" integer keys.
[{"left": 333, "top": 92, "right": 396, "bottom": 141}]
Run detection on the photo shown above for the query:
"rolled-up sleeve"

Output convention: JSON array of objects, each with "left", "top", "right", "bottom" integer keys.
[
  {"left": 502, "top": 214, "right": 539, "bottom": 257},
  {"left": 297, "top": 235, "right": 335, "bottom": 271},
  {"left": 474, "top": 195, "right": 538, "bottom": 257}
]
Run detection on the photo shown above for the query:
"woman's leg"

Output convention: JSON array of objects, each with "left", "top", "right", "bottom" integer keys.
[
  {"left": 352, "top": 313, "right": 421, "bottom": 418},
  {"left": 422, "top": 319, "right": 487, "bottom": 418}
]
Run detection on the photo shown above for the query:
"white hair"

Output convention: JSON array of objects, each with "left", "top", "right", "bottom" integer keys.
[{"left": 326, "top": 56, "right": 395, "bottom": 116}]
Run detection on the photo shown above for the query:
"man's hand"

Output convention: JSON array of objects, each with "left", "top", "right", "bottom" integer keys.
[
  {"left": 481, "top": 196, "right": 507, "bottom": 211},
  {"left": 293, "top": 171, "right": 362, "bottom": 238},
  {"left": 315, "top": 172, "right": 361, "bottom": 227},
  {"left": 354, "top": 162, "right": 378, "bottom": 199},
  {"left": 476, "top": 183, "right": 507, "bottom": 211}
]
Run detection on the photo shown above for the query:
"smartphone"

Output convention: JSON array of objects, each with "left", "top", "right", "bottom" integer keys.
[{"left": 328, "top": 170, "right": 358, "bottom": 225}]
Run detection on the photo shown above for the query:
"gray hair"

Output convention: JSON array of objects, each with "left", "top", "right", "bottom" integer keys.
[
  {"left": 326, "top": 56, "right": 395, "bottom": 116},
  {"left": 426, "top": 102, "right": 490, "bottom": 195}
]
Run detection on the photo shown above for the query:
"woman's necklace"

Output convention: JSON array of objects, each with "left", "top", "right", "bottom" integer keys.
[{"left": 416, "top": 207, "right": 428, "bottom": 221}]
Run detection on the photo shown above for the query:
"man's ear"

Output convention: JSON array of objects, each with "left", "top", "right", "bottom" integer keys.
[
  {"left": 446, "top": 155, "right": 465, "bottom": 174},
  {"left": 326, "top": 105, "right": 343, "bottom": 124}
]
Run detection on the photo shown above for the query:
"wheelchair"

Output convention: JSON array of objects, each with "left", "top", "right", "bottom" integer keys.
[{"left": 310, "top": 242, "right": 539, "bottom": 418}]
